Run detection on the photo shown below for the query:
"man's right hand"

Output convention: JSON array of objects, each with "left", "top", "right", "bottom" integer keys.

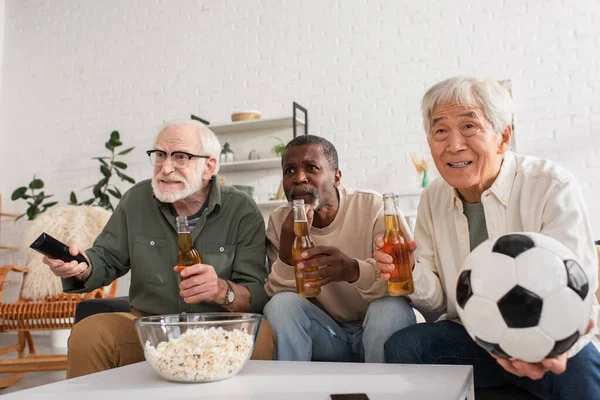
[
  {"left": 278, "top": 204, "right": 314, "bottom": 265},
  {"left": 373, "top": 237, "right": 417, "bottom": 280},
  {"left": 42, "top": 242, "right": 92, "bottom": 280}
]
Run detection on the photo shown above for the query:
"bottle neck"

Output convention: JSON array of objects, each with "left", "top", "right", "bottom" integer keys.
[
  {"left": 383, "top": 195, "right": 401, "bottom": 232},
  {"left": 293, "top": 201, "right": 308, "bottom": 222},
  {"left": 176, "top": 216, "right": 191, "bottom": 234},
  {"left": 293, "top": 201, "right": 310, "bottom": 237}
]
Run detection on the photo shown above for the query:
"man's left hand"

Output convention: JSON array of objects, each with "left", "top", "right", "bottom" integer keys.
[
  {"left": 175, "top": 264, "right": 221, "bottom": 304},
  {"left": 491, "top": 353, "right": 567, "bottom": 380},
  {"left": 296, "top": 245, "right": 359, "bottom": 287},
  {"left": 491, "top": 319, "right": 594, "bottom": 380}
]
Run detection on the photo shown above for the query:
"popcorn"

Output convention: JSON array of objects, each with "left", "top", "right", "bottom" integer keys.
[{"left": 144, "top": 326, "right": 254, "bottom": 382}]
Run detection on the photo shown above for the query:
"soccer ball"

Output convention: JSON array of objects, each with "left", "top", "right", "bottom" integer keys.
[{"left": 455, "top": 232, "right": 592, "bottom": 363}]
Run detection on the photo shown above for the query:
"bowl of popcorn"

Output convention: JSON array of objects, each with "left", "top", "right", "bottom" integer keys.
[{"left": 134, "top": 313, "right": 262, "bottom": 383}]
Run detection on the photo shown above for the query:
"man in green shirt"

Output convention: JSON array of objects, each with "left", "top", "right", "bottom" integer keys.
[{"left": 43, "top": 119, "right": 272, "bottom": 378}]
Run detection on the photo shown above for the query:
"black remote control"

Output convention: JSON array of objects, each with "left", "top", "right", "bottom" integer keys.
[{"left": 29, "top": 232, "right": 88, "bottom": 265}]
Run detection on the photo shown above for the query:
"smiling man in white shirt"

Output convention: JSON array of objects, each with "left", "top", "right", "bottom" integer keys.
[{"left": 375, "top": 76, "right": 600, "bottom": 399}]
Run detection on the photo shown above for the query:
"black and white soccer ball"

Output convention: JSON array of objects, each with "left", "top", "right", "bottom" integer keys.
[{"left": 455, "top": 232, "right": 592, "bottom": 363}]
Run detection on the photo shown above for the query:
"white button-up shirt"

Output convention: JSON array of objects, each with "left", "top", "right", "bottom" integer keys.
[{"left": 410, "top": 151, "right": 599, "bottom": 357}]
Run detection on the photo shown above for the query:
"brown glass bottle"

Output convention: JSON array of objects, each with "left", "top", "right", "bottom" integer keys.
[
  {"left": 175, "top": 215, "right": 201, "bottom": 281},
  {"left": 381, "top": 193, "right": 414, "bottom": 296},
  {"left": 291, "top": 199, "right": 321, "bottom": 298}
]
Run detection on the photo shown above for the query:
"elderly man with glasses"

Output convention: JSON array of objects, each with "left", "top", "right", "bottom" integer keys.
[{"left": 42, "top": 119, "right": 274, "bottom": 378}]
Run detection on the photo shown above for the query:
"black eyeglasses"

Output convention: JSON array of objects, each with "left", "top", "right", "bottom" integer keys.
[{"left": 146, "top": 150, "right": 210, "bottom": 168}]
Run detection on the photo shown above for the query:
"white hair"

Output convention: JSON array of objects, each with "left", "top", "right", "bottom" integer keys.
[
  {"left": 153, "top": 119, "right": 221, "bottom": 174},
  {"left": 421, "top": 76, "right": 513, "bottom": 135}
]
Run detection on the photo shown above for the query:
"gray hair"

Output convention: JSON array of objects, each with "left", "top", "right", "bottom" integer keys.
[
  {"left": 154, "top": 119, "right": 221, "bottom": 174},
  {"left": 421, "top": 76, "right": 513, "bottom": 135}
]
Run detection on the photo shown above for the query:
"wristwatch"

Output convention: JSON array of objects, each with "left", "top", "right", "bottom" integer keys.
[{"left": 223, "top": 280, "right": 235, "bottom": 305}]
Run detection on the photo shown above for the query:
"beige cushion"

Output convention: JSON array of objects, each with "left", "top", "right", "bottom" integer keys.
[{"left": 20, "top": 206, "right": 111, "bottom": 300}]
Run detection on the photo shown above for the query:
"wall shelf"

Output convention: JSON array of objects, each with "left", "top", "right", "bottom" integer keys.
[
  {"left": 395, "top": 189, "right": 423, "bottom": 197},
  {"left": 256, "top": 200, "right": 287, "bottom": 208},
  {"left": 219, "top": 158, "right": 282, "bottom": 172},
  {"left": 211, "top": 117, "right": 305, "bottom": 135}
]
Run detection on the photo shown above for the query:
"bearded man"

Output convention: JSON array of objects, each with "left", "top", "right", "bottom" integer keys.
[
  {"left": 43, "top": 119, "right": 273, "bottom": 378},
  {"left": 263, "top": 135, "right": 416, "bottom": 363}
]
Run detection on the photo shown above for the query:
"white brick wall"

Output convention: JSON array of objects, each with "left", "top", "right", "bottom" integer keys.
[
  {"left": 0, "top": 0, "right": 4, "bottom": 156},
  {"left": 0, "top": 0, "right": 599, "bottom": 244}
]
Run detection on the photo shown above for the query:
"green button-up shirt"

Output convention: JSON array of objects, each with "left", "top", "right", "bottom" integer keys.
[{"left": 62, "top": 177, "right": 268, "bottom": 315}]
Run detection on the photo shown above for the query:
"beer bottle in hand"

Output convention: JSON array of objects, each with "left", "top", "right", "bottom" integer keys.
[
  {"left": 175, "top": 215, "right": 201, "bottom": 281},
  {"left": 291, "top": 199, "right": 321, "bottom": 298},
  {"left": 382, "top": 193, "right": 414, "bottom": 296}
]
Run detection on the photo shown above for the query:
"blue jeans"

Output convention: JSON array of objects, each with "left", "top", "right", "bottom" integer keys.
[
  {"left": 264, "top": 291, "right": 416, "bottom": 363},
  {"left": 385, "top": 320, "right": 600, "bottom": 400}
]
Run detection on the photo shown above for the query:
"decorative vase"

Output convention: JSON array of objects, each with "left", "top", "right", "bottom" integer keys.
[
  {"left": 220, "top": 142, "right": 234, "bottom": 163},
  {"left": 421, "top": 170, "right": 430, "bottom": 188}
]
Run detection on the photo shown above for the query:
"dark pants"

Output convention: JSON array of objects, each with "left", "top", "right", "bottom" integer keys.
[{"left": 384, "top": 320, "right": 600, "bottom": 400}]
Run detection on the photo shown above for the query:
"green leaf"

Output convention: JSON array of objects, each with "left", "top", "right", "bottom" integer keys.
[
  {"left": 43, "top": 194, "right": 54, "bottom": 199},
  {"left": 92, "top": 157, "right": 110, "bottom": 160},
  {"left": 113, "top": 185, "right": 123, "bottom": 199},
  {"left": 97, "top": 159, "right": 109, "bottom": 167},
  {"left": 93, "top": 178, "right": 108, "bottom": 197},
  {"left": 100, "top": 165, "right": 111, "bottom": 177},
  {"left": 34, "top": 192, "right": 45, "bottom": 204},
  {"left": 99, "top": 194, "right": 111, "bottom": 210},
  {"left": 11, "top": 187, "right": 28, "bottom": 200},
  {"left": 117, "top": 147, "right": 135, "bottom": 155},
  {"left": 110, "top": 131, "right": 120, "bottom": 141},
  {"left": 113, "top": 161, "right": 127, "bottom": 169},
  {"left": 26, "top": 206, "right": 38, "bottom": 220},
  {"left": 115, "top": 169, "right": 135, "bottom": 184},
  {"left": 93, "top": 185, "right": 102, "bottom": 198},
  {"left": 107, "top": 188, "right": 122, "bottom": 199},
  {"left": 70, "top": 192, "right": 78, "bottom": 204},
  {"left": 15, "top": 213, "right": 26, "bottom": 221},
  {"left": 105, "top": 142, "right": 115, "bottom": 151},
  {"left": 29, "top": 179, "right": 44, "bottom": 190},
  {"left": 81, "top": 198, "right": 95, "bottom": 206},
  {"left": 42, "top": 201, "right": 58, "bottom": 210}
]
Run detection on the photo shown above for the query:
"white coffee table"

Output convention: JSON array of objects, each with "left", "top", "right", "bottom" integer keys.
[{"left": 7, "top": 360, "right": 474, "bottom": 400}]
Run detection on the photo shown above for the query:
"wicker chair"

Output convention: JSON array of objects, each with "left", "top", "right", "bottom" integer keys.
[
  {"left": 0, "top": 204, "right": 116, "bottom": 387},
  {"left": 0, "top": 264, "right": 117, "bottom": 387}
]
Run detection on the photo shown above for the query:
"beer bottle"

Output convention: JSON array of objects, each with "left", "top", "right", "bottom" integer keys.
[
  {"left": 175, "top": 215, "right": 201, "bottom": 281},
  {"left": 381, "top": 193, "right": 414, "bottom": 295},
  {"left": 291, "top": 199, "right": 321, "bottom": 298}
]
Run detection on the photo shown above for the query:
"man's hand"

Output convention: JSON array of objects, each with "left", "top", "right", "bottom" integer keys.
[
  {"left": 42, "top": 242, "right": 91, "bottom": 280},
  {"left": 176, "top": 264, "right": 223, "bottom": 304},
  {"left": 296, "top": 246, "right": 359, "bottom": 287},
  {"left": 279, "top": 204, "right": 314, "bottom": 265},
  {"left": 373, "top": 237, "right": 417, "bottom": 280},
  {"left": 491, "top": 319, "right": 595, "bottom": 380}
]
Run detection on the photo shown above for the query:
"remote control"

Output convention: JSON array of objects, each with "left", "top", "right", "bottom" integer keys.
[{"left": 29, "top": 232, "right": 88, "bottom": 265}]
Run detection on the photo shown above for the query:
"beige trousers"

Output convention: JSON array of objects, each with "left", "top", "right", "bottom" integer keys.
[{"left": 66, "top": 312, "right": 276, "bottom": 379}]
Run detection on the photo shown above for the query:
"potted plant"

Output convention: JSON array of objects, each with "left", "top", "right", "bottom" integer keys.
[
  {"left": 271, "top": 137, "right": 286, "bottom": 158},
  {"left": 11, "top": 176, "right": 57, "bottom": 220},
  {"left": 70, "top": 130, "right": 136, "bottom": 211}
]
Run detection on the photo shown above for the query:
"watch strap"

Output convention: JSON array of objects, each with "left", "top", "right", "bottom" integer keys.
[{"left": 224, "top": 280, "right": 234, "bottom": 305}]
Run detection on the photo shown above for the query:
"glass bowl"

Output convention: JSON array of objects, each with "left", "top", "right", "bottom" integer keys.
[{"left": 134, "top": 312, "right": 262, "bottom": 383}]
